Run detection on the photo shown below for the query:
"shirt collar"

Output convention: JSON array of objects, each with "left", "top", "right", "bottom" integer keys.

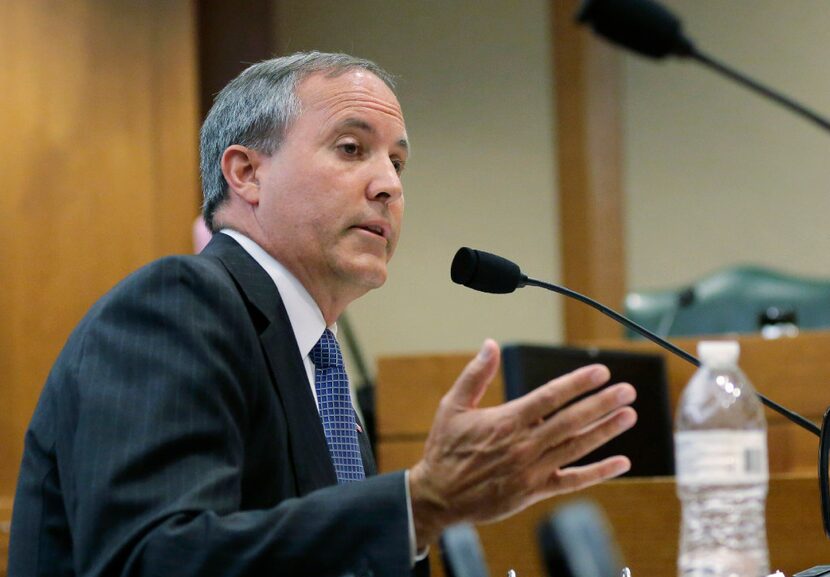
[{"left": 218, "top": 229, "right": 335, "bottom": 358}]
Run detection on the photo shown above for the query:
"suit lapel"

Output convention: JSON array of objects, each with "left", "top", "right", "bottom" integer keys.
[
  {"left": 260, "top": 321, "right": 338, "bottom": 492},
  {"left": 203, "top": 234, "right": 338, "bottom": 494}
]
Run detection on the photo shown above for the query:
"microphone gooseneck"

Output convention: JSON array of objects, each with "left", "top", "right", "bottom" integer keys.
[
  {"left": 450, "top": 247, "right": 821, "bottom": 437},
  {"left": 523, "top": 276, "right": 700, "bottom": 367},
  {"left": 576, "top": 0, "right": 830, "bottom": 134},
  {"left": 687, "top": 49, "right": 830, "bottom": 134}
]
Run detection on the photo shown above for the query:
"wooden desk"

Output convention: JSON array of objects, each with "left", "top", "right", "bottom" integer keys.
[
  {"left": 383, "top": 457, "right": 827, "bottom": 576},
  {"left": 376, "top": 333, "right": 830, "bottom": 576},
  {"left": 587, "top": 332, "right": 830, "bottom": 475},
  {"left": 475, "top": 474, "right": 826, "bottom": 577},
  {"left": 377, "top": 333, "right": 830, "bottom": 476}
]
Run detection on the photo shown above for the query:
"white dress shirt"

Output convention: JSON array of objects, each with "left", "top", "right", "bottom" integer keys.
[{"left": 220, "top": 229, "right": 329, "bottom": 405}]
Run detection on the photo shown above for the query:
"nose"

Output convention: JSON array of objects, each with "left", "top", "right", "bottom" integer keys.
[{"left": 366, "top": 157, "right": 403, "bottom": 204}]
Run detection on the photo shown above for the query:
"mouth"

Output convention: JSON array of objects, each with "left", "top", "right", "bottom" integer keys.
[{"left": 352, "top": 222, "right": 389, "bottom": 241}]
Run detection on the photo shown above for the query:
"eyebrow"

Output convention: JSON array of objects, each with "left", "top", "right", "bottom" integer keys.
[{"left": 336, "top": 117, "right": 409, "bottom": 152}]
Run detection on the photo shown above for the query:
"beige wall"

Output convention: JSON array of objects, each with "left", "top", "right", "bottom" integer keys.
[
  {"left": 277, "top": 0, "right": 830, "bottom": 376},
  {"left": 624, "top": 0, "right": 830, "bottom": 289},
  {"left": 276, "top": 0, "right": 562, "bottom": 369}
]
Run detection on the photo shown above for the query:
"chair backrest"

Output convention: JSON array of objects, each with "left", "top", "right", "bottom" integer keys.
[{"left": 624, "top": 265, "right": 830, "bottom": 338}]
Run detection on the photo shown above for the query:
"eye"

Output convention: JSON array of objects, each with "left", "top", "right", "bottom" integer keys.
[
  {"left": 392, "top": 158, "right": 406, "bottom": 175},
  {"left": 337, "top": 141, "right": 361, "bottom": 157}
]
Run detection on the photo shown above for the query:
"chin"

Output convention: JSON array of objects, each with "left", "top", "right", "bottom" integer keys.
[
  {"left": 360, "top": 269, "right": 388, "bottom": 290},
  {"left": 347, "top": 261, "right": 388, "bottom": 290}
]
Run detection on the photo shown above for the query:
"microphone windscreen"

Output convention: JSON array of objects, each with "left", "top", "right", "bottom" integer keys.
[
  {"left": 577, "top": 0, "right": 694, "bottom": 59},
  {"left": 678, "top": 286, "right": 696, "bottom": 308},
  {"left": 538, "top": 500, "right": 622, "bottom": 577},
  {"left": 451, "top": 248, "right": 522, "bottom": 294},
  {"left": 440, "top": 523, "right": 490, "bottom": 577}
]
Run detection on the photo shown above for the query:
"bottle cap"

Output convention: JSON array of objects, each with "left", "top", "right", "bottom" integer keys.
[{"left": 697, "top": 340, "right": 740, "bottom": 368}]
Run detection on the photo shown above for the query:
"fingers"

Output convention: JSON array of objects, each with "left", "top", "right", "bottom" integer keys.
[
  {"left": 534, "top": 382, "right": 637, "bottom": 446},
  {"left": 418, "top": 354, "right": 638, "bottom": 542},
  {"left": 541, "top": 455, "right": 633, "bottom": 496},
  {"left": 545, "top": 407, "right": 637, "bottom": 467},
  {"left": 540, "top": 405, "right": 637, "bottom": 471},
  {"left": 443, "top": 339, "right": 501, "bottom": 410},
  {"left": 510, "top": 364, "right": 611, "bottom": 425}
]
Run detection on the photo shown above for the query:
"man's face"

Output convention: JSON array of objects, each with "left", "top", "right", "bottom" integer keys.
[{"left": 254, "top": 69, "right": 408, "bottom": 305}]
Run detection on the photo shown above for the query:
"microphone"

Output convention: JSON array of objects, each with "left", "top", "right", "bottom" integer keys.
[
  {"left": 450, "top": 247, "right": 527, "bottom": 294},
  {"left": 577, "top": 0, "right": 694, "bottom": 59},
  {"left": 450, "top": 246, "right": 820, "bottom": 437},
  {"left": 538, "top": 500, "right": 622, "bottom": 577},
  {"left": 576, "top": 0, "right": 830, "bottom": 134},
  {"left": 439, "top": 523, "right": 491, "bottom": 577},
  {"left": 655, "top": 286, "right": 696, "bottom": 338}
]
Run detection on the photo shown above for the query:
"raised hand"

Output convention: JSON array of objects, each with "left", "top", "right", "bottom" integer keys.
[{"left": 409, "top": 339, "right": 637, "bottom": 547}]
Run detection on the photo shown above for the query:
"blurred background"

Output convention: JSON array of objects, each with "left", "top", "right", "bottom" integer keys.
[{"left": 2, "top": 0, "right": 829, "bottom": 552}]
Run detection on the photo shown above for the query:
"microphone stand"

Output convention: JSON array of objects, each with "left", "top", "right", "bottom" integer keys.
[{"left": 687, "top": 48, "right": 830, "bottom": 135}]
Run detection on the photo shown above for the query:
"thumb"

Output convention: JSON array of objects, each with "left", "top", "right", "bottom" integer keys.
[{"left": 445, "top": 339, "right": 501, "bottom": 410}]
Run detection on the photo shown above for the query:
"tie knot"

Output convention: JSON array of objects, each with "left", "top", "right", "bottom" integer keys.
[{"left": 310, "top": 329, "right": 343, "bottom": 370}]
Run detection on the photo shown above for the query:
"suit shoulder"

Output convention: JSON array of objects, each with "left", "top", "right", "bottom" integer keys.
[
  {"left": 121, "top": 253, "right": 231, "bottom": 290},
  {"left": 60, "top": 253, "right": 251, "bottom": 356},
  {"left": 95, "top": 254, "right": 236, "bottom": 309}
]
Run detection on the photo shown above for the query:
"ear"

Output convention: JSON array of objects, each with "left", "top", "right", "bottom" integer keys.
[{"left": 221, "top": 145, "right": 264, "bottom": 206}]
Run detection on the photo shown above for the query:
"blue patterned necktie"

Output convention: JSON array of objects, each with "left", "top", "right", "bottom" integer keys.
[{"left": 309, "top": 329, "right": 365, "bottom": 483}]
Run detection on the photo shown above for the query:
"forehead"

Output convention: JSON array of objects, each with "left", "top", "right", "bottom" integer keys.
[{"left": 294, "top": 69, "right": 406, "bottom": 131}]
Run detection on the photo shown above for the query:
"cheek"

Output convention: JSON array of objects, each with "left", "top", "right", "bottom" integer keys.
[
  {"left": 387, "top": 200, "right": 405, "bottom": 256},
  {"left": 306, "top": 198, "right": 347, "bottom": 241},
  {"left": 392, "top": 197, "right": 404, "bottom": 231}
]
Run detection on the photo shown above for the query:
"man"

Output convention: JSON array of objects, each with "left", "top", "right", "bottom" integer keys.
[{"left": 10, "top": 52, "right": 637, "bottom": 576}]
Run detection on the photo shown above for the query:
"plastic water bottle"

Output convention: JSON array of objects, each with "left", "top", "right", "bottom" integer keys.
[{"left": 675, "top": 341, "right": 770, "bottom": 577}]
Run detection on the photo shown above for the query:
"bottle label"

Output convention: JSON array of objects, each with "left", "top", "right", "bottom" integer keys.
[{"left": 675, "top": 430, "right": 769, "bottom": 485}]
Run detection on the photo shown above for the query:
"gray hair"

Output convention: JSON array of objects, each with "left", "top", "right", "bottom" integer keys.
[{"left": 199, "top": 51, "right": 397, "bottom": 231}]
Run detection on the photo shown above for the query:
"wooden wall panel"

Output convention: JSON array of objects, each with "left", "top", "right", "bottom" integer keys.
[
  {"left": 150, "top": 2, "right": 201, "bottom": 255},
  {"left": 552, "top": 0, "right": 627, "bottom": 343},
  {"left": 0, "top": 0, "right": 198, "bottom": 514},
  {"left": 196, "top": 0, "right": 275, "bottom": 119},
  {"left": 0, "top": 498, "right": 10, "bottom": 577},
  {"left": 376, "top": 353, "right": 504, "bottom": 438}
]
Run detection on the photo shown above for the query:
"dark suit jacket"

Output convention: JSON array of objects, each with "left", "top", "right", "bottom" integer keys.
[{"left": 10, "top": 233, "right": 422, "bottom": 577}]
